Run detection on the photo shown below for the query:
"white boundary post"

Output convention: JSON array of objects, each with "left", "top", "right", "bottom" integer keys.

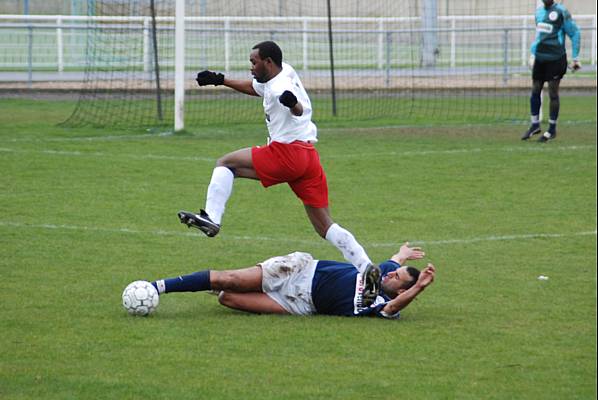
[
  {"left": 174, "top": 0, "right": 185, "bottom": 132},
  {"left": 56, "top": 16, "right": 64, "bottom": 72},
  {"left": 450, "top": 17, "right": 456, "bottom": 67},
  {"left": 521, "top": 17, "right": 527, "bottom": 66},
  {"left": 224, "top": 18, "right": 230, "bottom": 72},
  {"left": 592, "top": 15, "right": 596, "bottom": 66},
  {"left": 143, "top": 17, "right": 150, "bottom": 73},
  {"left": 302, "top": 18, "right": 308, "bottom": 70},
  {"left": 377, "top": 18, "right": 384, "bottom": 69}
]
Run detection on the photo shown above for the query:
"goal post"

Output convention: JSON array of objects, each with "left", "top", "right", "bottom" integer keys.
[{"left": 174, "top": 0, "right": 185, "bottom": 132}]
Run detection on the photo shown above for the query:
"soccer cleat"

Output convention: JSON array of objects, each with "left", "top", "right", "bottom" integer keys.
[
  {"left": 177, "top": 210, "right": 220, "bottom": 237},
  {"left": 537, "top": 131, "right": 556, "bottom": 143},
  {"left": 521, "top": 125, "right": 541, "bottom": 140},
  {"left": 362, "top": 263, "right": 382, "bottom": 307}
]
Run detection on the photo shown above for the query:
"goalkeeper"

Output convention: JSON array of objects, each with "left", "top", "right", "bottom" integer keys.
[
  {"left": 522, "top": 0, "right": 581, "bottom": 142},
  {"left": 178, "top": 41, "right": 380, "bottom": 305}
]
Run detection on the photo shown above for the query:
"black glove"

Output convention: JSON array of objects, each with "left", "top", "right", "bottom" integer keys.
[
  {"left": 279, "top": 90, "right": 298, "bottom": 108},
  {"left": 196, "top": 70, "right": 225, "bottom": 86}
]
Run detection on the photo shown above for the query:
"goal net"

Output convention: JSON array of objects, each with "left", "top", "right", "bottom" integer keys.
[{"left": 64, "top": 0, "right": 592, "bottom": 128}]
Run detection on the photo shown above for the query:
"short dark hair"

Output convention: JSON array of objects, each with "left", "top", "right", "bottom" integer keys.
[
  {"left": 252, "top": 41, "right": 283, "bottom": 67},
  {"left": 403, "top": 267, "right": 421, "bottom": 290}
]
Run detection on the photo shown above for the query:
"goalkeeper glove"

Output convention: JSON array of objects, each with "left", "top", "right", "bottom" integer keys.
[
  {"left": 196, "top": 70, "right": 225, "bottom": 86},
  {"left": 570, "top": 59, "right": 581, "bottom": 72},
  {"left": 279, "top": 90, "right": 298, "bottom": 108}
]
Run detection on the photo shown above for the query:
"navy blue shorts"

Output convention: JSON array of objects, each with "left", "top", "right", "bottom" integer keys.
[{"left": 532, "top": 55, "right": 567, "bottom": 82}]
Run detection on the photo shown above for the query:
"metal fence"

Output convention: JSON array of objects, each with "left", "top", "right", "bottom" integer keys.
[{"left": 0, "top": 14, "right": 596, "bottom": 79}]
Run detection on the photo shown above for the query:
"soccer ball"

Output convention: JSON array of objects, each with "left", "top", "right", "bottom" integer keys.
[{"left": 122, "top": 280, "right": 159, "bottom": 316}]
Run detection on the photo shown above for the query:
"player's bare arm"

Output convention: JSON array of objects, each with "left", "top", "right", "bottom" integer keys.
[
  {"left": 289, "top": 101, "right": 303, "bottom": 116},
  {"left": 223, "top": 78, "right": 258, "bottom": 96},
  {"left": 279, "top": 90, "right": 303, "bottom": 116},
  {"left": 195, "top": 70, "right": 258, "bottom": 96},
  {"left": 382, "top": 263, "right": 436, "bottom": 315}
]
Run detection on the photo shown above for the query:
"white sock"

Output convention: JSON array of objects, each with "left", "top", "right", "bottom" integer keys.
[
  {"left": 205, "top": 166, "right": 234, "bottom": 225},
  {"left": 155, "top": 280, "right": 166, "bottom": 294},
  {"left": 325, "top": 223, "right": 372, "bottom": 273}
]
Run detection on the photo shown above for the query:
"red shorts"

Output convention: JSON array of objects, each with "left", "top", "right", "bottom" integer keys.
[{"left": 251, "top": 141, "right": 328, "bottom": 208}]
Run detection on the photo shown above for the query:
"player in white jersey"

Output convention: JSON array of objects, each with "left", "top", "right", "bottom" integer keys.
[
  {"left": 252, "top": 61, "right": 317, "bottom": 144},
  {"left": 177, "top": 41, "right": 381, "bottom": 305}
]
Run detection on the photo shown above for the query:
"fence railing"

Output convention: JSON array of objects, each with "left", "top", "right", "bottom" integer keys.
[{"left": 0, "top": 14, "right": 596, "bottom": 75}]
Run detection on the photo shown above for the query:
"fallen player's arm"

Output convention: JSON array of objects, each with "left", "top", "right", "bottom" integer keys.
[{"left": 382, "top": 264, "right": 435, "bottom": 315}]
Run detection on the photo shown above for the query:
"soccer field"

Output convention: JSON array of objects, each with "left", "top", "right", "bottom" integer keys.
[{"left": 0, "top": 97, "right": 596, "bottom": 399}]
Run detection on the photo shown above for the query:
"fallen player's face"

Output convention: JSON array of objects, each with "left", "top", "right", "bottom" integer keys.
[{"left": 381, "top": 267, "right": 414, "bottom": 297}]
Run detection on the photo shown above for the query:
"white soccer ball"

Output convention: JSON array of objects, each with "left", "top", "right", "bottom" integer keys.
[{"left": 122, "top": 280, "right": 159, "bottom": 316}]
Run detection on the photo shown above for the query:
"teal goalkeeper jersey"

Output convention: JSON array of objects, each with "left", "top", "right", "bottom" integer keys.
[{"left": 531, "top": 3, "right": 580, "bottom": 62}]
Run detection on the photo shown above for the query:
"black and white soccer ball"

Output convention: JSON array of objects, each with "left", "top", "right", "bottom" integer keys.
[{"left": 122, "top": 280, "right": 159, "bottom": 316}]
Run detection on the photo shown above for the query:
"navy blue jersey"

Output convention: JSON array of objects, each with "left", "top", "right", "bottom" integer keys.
[
  {"left": 311, "top": 260, "right": 401, "bottom": 318},
  {"left": 531, "top": 3, "right": 580, "bottom": 62}
]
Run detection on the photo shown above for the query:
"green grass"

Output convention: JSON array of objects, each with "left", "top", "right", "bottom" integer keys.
[{"left": 0, "top": 97, "right": 596, "bottom": 399}]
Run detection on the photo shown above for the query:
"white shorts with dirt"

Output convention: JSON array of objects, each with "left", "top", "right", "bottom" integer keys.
[{"left": 260, "top": 252, "right": 318, "bottom": 315}]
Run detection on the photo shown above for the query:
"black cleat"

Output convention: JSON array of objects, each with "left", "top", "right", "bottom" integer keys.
[
  {"left": 362, "top": 263, "right": 382, "bottom": 307},
  {"left": 177, "top": 210, "right": 220, "bottom": 237},
  {"left": 521, "top": 125, "right": 541, "bottom": 140},
  {"left": 537, "top": 131, "right": 556, "bottom": 143}
]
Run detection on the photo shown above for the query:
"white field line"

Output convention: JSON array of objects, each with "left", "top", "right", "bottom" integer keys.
[
  {"left": 326, "top": 144, "right": 595, "bottom": 159},
  {"left": 405, "top": 230, "right": 597, "bottom": 247},
  {"left": 323, "top": 119, "right": 598, "bottom": 132},
  {"left": 0, "top": 220, "right": 322, "bottom": 247},
  {"left": 1, "top": 132, "right": 170, "bottom": 143},
  {"left": 0, "top": 221, "right": 595, "bottom": 248},
  {"left": 0, "top": 144, "right": 594, "bottom": 163},
  {"left": 0, "top": 147, "right": 216, "bottom": 162}
]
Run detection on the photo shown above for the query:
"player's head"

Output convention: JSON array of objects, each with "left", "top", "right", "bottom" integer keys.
[
  {"left": 542, "top": 0, "right": 554, "bottom": 8},
  {"left": 250, "top": 41, "right": 283, "bottom": 83},
  {"left": 381, "top": 266, "right": 420, "bottom": 298}
]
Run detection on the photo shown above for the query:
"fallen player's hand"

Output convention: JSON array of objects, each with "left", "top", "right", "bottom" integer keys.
[
  {"left": 570, "top": 60, "right": 581, "bottom": 72},
  {"left": 196, "top": 70, "right": 225, "bottom": 86},
  {"left": 398, "top": 242, "right": 425, "bottom": 261},
  {"left": 416, "top": 264, "right": 436, "bottom": 289},
  {"left": 279, "top": 90, "right": 298, "bottom": 109}
]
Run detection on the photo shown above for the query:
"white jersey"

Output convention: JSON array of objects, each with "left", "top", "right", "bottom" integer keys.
[{"left": 252, "top": 62, "right": 318, "bottom": 144}]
